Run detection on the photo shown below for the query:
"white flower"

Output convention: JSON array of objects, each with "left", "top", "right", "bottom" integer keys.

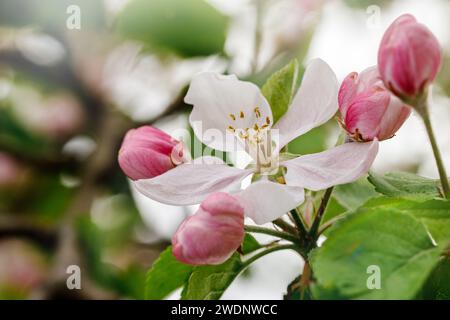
[{"left": 134, "top": 59, "right": 378, "bottom": 224}]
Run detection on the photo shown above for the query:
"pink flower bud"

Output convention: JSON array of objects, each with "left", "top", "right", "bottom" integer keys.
[
  {"left": 378, "top": 14, "right": 442, "bottom": 99},
  {"left": 0, "top": 153, "right": 27, "bottom": 188},
  {"left": 172, "top": 193, "right": 245, "bottom": 265},
  {"left": 0, "top": 240, "right": 48, "bottom": 294},
  {"left": 338, "top": 66, "right": 411, "bottom": 141},
  {"left": 118, "top": 126, "right": 189, "bottom": 180}
]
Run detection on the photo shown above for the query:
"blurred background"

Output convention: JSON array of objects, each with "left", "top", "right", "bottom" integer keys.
[{"left": 0, "top": 0, "right": 449, "bottom": 299}]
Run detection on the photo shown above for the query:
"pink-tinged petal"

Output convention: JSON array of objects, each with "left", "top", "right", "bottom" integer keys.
[
  {"left": 345, "top": 89, "right": 390, "bottom": 141},
  {"left": 185, "top": 72, "right": 272, "bottom": 152},
  {"left": 274, "top": 59, "right": 338, "bottom": 149},
  {"left": 235, "top": 180, "right": 305, "bottom": 224},
  {"left": 118, "top": 126, "right": 189, "bottom": 180},
  {"left": 283, "top": 140, "right": 379, "bottom": 190},
  {"left": 133, "top": 156, "right": 251, "bottom": 205},
  {"left": 377, "top": 95, "right": 411, "bottom": 140},
  {"left": 338, "top": 67, "right": 411, "bottom": 142},
  {"left": 378, "top": 14, "right": 442, "bottom": 98},
  {"left": 172, "top": 193, "right": 244, "bottom": 265},
  {"left": 338, "top": 72, "right": 358, "bottom": 118}
]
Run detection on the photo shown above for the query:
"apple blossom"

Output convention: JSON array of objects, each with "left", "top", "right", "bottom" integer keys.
[
  {"left": 378, "top": 14, "right": 442, "bottom": 100},
  {"left": 338, "top": 66, "right": 411, "bottom": 141},
  {"left": 132, "top": 59, "right": 379, "bottom": 224},
  {"left": 118, "top": 125, "right": 189, "bottom": 180},
  {"left": 172, "top": 192, "right": 244, "bottom": 265}
]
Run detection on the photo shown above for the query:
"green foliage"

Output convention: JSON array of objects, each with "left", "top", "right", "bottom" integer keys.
[
  {"left": 368, "top": 172, "right": 442, "bottom": 200},
  {"left": 0, "top": 108, "right": 51, "bottom": 158},
  {"left": 261, "top": 60, "right": 299, "bottom": 124},
  {"left": 419, "top": 258, "right": 450, "bottom": 300},
  {"left": 395, "top": 199, "right": 450, "bottom": 248},
  {"left": 241, "top": 234, "right": 263, "bottom": 255},
  {"left": 334, "top": 178, "right": 378, "bottom": 210},
  {"left": 343, "top": 0, "right": 391, "bottom": 10},
  {"left": 76, "top": 217, "right": 146, "bottom": 299},
  {"left": 181, "top": 253, "right": 243, "bottom": 300},
  {"left": 322, "top": 197, "right": 346, "bottom": 225},
  {"left": 311, "top": 202, "right": 442, "bottom": 299},
  {"left": 145, "top": 246, "right": 193, "bottom": 300},
  {"left": 25, "top": 174, "right": 74, "bottom": 224},
  {"left": 117, "top": 0, "right": 228, "bottom": 57},
  {"left": 287, "top": 124, "right": 331, "bottom": 155}
]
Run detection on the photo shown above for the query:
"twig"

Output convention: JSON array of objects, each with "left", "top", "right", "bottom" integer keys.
[{"left": 245, "top": 225, "right": 300, "bottom": 244}]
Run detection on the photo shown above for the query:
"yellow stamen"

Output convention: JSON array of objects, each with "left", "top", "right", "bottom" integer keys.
[
  {"left": 254, "top": 107, "right": 261, "bottom": 118},
  {"left": 229, "top": 113, "right": 236, "bottom": 121},
  {"left": 240, "top": 111, "right": 245, "bottom": 118}
]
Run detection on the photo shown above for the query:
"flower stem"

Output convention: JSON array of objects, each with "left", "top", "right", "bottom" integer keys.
[
  {"left": 418, "top": 103, "right": 450, "bottom": 198},
  {"left": 273, "top": 218, "right": 298, "bottom": 235},
  {"left": 244, "top": 225, "right": 300, "bottom": 244},
  {"left": 308, "top": 187, "right": 334, "bottom": 239},
  {"left": 318, "top": 212, "right": 347, "bottom": 235},
  {"left": 289, "top": 209, "right": 309, "bottom": 238},
  {"left": 242, "top": 244, "right": 300, "bottom": 269},
  {"left": 299, "top": 261, "right": 312, "bottom": 300}
]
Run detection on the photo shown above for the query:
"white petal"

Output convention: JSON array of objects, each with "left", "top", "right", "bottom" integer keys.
[
  {"left": 274, "top": 59, "right": 338, "bottom": 149},
  {"left": 186, "top": 72, "right": 272, "bottom": 152},
  {"left": 133, "top": 156, "right": 251, "bottom": 205},
  {"left": 235, "top": 180, "right": 305, "bottom": 225},
  {"left": 283, "top": 140, "right": 379, "bottom": 190}
]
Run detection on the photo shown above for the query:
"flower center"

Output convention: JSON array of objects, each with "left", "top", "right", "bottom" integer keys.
[{"left": 227, "top": 107, "right": 276, "bottom": 172}]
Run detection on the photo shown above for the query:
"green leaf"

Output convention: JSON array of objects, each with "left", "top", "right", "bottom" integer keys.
[
  {"left": 287, "top": 124, "right": 330, "bottom": 155},
  {"left": 311, "top": 207, "right": 441, "bottom": 299},
  {"left": 262, "top": 59, "right": 299, "bottom": 123},
  {"left": 352, "top": 197, "right": 449, "bottom": 249},
  {"left": 241, "top": 234, "right": 263, "bottom": 255},
  {"left": 368, "top": 172, "right": 442, "bottom": 200},
  {"left": 334, "top": 178, "right": 378, "bottom": 210},
  {"left": 145, "top": 246, "right": 193, "bottom": 300},
  {"left": 419, "top": 257, "right": 450, "bottom": 300},
  {"left": 396, "top": 199, "right": 450, "bottom": 248},
  {"left": 322, "top": 197, "right": 346, "bottom": 225},
  {"left": 117, "top": 0, "right": 228, "bottom": 57},
  {"left": 181, "top": 253, "right": 243, "bottom": 300}
]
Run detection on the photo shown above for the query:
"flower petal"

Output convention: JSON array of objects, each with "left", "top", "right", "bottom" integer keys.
[
  {"left": 133, "top": 156, "right": 251, "bottom": 205},
  {"left": 235, "top": 180, "right": 305, "bottom": 224},
  {"left": 283, "top": 140, "right": 379, "bottom": 190},
  {"left": 172, "top": 192, "right": 244, "bottom": 265},
  {"left": 274, "top": 59, "right": 338, "bottom": 149},
  {"left": 185, "top": 72, "right": 272, "bottom": 152}
]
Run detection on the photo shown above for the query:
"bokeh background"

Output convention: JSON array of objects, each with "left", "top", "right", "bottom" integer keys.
[{"left": 0, "top": 0, "right": 449, "bottom": 299}]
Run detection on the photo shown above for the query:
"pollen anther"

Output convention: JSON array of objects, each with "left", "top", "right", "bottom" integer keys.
[{"left": 254, "top": 107, "right": 261, "bottom": 118}]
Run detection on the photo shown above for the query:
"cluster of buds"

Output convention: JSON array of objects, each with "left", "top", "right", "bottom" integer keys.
[
  {"left": 118, "top": 14, "right": 443, "bottom": 266},
  {"left": 118, "top": 125, "right": 244, "bottom": 265},
  {"left": 339, "top": 14, "right": 442, "bottom": 141}
]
